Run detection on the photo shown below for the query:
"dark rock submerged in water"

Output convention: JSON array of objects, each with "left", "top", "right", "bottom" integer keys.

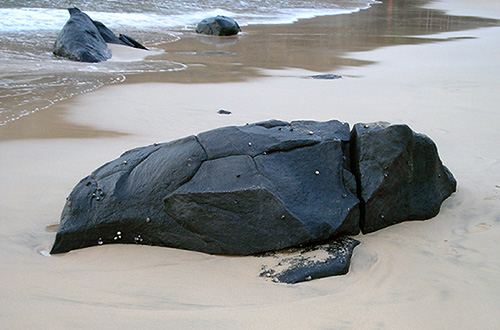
[
  {"left": 53, "top": 8, "right": 147, "bottom": 62},
  {"left": 53, "top": 8, "right": 111, "bottom": 63},
  {"left": 50, "top": 119, "right": 456, "bottom": 279},
  {"left": 196, "top": 15, "right": 241, "bottom": 36}
]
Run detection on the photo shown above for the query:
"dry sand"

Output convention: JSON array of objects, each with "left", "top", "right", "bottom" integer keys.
[{"left": 1, "top": 0, "right": 500, "bottom": 328}]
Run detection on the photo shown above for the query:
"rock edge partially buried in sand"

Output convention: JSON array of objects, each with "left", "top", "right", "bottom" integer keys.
[{"left": 50, "top": 119, "right": 457, "bottom": 283}]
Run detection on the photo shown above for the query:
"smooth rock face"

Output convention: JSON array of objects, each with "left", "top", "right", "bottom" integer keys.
[
  {"left": 53, "top": 8, "right": 112, "bottom": 63},
  {"left": 350, "top": 122, "right": 457, "bottom": 233},
  {"left": 50, "top": 120, "right": 360, "bottom": 255},
  {"left": 196, "top": 15, "right": 241, "bottom": 36}
]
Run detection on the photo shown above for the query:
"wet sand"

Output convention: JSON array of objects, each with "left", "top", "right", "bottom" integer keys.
[{"left": 1, "top": 0, "right": 500, "bottom": 328}]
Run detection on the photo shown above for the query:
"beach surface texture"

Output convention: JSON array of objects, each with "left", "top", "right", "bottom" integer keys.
[{"left": 1, "top": 0, "right": 500, "bottom": 328}]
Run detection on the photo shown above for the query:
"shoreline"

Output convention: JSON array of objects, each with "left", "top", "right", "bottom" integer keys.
[
  {"left": 1, "top": 0, "right": 499, "bottom": 141},
  {"left": 1, "top": 0, "right": 500, "bottom": 328}
]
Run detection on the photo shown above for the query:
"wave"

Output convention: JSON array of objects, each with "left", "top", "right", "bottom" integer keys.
[{"left": 0, "top": 3, "right": 374, "bottom": 33}]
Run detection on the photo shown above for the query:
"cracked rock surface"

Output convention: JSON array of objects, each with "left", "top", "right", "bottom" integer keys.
[
  {"left": 50, "top": 119, "right": 456, "bottom": 272},
  {"left": 51, "top": 119, "right": 359, "bottom": 255}
]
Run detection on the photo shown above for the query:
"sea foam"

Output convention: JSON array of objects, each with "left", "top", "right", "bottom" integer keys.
[{"left": 0, "top": 4, "right": 373, "bottom": 33}]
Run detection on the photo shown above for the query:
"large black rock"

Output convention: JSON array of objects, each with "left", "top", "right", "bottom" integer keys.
[
  {"left": 350, "top": 122, "right": 457, "bottom": 233},
  {"left": 196, "top": 15, "right": 241, "bottom": 36},
  {"left": 50, "top": 119, "right": 456, "bottom": 274},
  {"left": 53, "top": 8, "right": 148, "bottom": 62},
  {"left": 50, "top": 120, "right": 360, "bottom": 255},
  {"left": 53, "top": 8, "right": 112, "bottom": 63}
]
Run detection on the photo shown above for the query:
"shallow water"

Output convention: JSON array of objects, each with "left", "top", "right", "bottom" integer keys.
[
  {"left": 0, "top": 0, "right": 376, "bottom": 126},
  {"left": 1, "top": 0, "right": 499, "bottom": 128},
  {"left": 1, "top": 0, "right": 375, "bottom": 31}
]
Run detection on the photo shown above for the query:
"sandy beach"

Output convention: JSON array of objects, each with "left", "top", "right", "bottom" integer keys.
[{"left": 1, "top": 0, "right": 500, "bottom": 328}]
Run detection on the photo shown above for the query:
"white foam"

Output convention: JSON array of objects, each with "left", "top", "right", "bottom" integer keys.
[
  {"left": 0, "top": 8, "right": 69, "bottom": 31},
  {"left": 0, "top": 8, "right": 255, "bottom": 32},
  {"left": 107, "top": 44, "right": 164, "bottom": 62},
  {"left": 35, "top": 244, "right": 52, "bottom": 257},
  {"left": 0, "top": 3, "right": 375, "bottom": 32},
  {"left": 39, "top": 250, "right": 51, "bottom": 257},
  {"left": 86, "top": 9, "right": 241, "bottom": 30},
  {"left": 243, "top": 7, "right": 367, "bottom": 25}
]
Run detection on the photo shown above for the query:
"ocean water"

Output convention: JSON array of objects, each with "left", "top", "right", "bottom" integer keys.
[{"left": 0, "top": 0, "right": 376, "bottom": 126}]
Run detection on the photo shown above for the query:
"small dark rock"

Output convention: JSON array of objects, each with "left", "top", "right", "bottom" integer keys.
[
  {"left": 196, "top": 15, "right": 241, "bottom": 36},
  {"left": 309, "top": 74, "right": 342, "bottom": 80},
  {"left": 118, "top": 34, "right": 148, "bottom": 50},
  {"left": 259, "top": 236, "right": 360, "bottom": 284},
  {"left": 217, "top": 109, "right": 232, "bottom": 115}
]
